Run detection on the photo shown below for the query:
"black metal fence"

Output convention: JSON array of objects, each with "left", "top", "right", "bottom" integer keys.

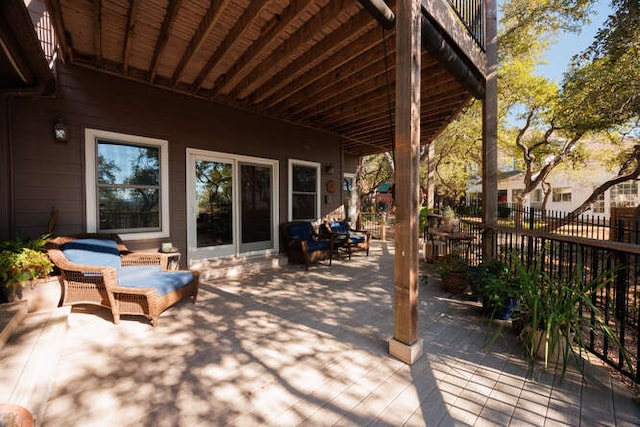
[{"left": 460, "top": 204, "right": 639, "bottom": 385}]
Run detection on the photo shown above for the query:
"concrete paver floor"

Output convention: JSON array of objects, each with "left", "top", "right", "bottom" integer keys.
[{"left": 41, "top": 241, "right": 640, "bottom": 426}]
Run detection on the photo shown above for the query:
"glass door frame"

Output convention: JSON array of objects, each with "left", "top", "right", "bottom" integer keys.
[{"left": 186, "top": 148, "right": 279, "bottom": 265}]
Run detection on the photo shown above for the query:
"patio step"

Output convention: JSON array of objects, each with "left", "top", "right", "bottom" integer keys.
[
  {"left": 191, "top": 253, "right": 285, "bottom": 281},
  {"left": 0, "top": 305, "right": 71, "bottom": 424}
]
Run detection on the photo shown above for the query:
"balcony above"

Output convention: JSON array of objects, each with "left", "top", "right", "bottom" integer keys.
[{"left": 34, "top": 0, "right": 488, "bottom": 156}]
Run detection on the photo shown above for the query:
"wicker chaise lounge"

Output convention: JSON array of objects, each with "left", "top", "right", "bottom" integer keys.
[{"left": 47, "top": 234, "right": 198, "bottom": 327}]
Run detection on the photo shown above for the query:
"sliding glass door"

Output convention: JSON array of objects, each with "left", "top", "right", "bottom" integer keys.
[{"left": 187, "top": 150, "right": 278, "bottom": 263}]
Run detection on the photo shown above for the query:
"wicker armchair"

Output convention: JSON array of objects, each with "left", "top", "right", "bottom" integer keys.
[
  {"left": 46, "top": 234, "right": 198, "bottom": 327},
  {"left": 280, "top": 222, "right": 333, "bottom": 270},
  {"left": 321, "top": 220, "right": 370, "bottom": 259}
]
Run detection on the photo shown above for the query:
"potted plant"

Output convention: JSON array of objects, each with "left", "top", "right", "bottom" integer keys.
[
  {"left": 471, "top": 259, "right": 519, "bottom": 320},
  {"left": 0, "top": 234, "right": 57, "bottom": 311},
  {"left": 434, "top": 252, "right": 470, "bottom": 294},
  {"left": 508, "top": 253, "right": 632, "bottom": 379},
  {"left": 440, "top": 206, "right": 459, "bottom": 232}
]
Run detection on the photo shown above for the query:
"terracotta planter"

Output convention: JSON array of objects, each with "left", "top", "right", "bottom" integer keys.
[
  {"left": 441, "top": 271, "right": 469, "bottom": 294},
  {"left": 533, "top": 329, "right": 574, "bottom": 364},
  {"left": 0, "top": 404, "right": 34, "bottom": 427},
  {"left": 4, "top": 276, "right": 62, "bottom": 312}
]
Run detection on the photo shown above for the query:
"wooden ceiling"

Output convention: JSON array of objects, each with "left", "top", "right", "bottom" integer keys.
[{"left": 45, "top": 0, "right": 483, "bottom": 156}]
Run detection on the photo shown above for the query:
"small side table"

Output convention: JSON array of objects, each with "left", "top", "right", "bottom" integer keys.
[{"left": 160, "top": 249, "right": 181, "bottom": 270}]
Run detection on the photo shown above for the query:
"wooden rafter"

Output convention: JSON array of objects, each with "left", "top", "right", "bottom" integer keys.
[
  {"left": 230, "top": 1, "right": 359, "bottom": 100},
  {"left": 248, "top": 7, "right": 377, "bottom": 104},
  {"left": 170, "top": 0, "right": 234, "bottom": 87},
  {"left": 187, "top": 0, "right": 270, "bottom": 91},
  {"left": 93, "top": 0, "right": 102, "bottom": 65},
  {"left": 261, "top": 26, "right": 394, "bottom": 113},
  {"left": 148, "top": 0, "right": 182, "bottom": 83},
  {"left": 122, "top": 0, "right": 141, "bottom": 76},
  {"left": 206, "top": 0, "right": 314, "bottom": 95}
]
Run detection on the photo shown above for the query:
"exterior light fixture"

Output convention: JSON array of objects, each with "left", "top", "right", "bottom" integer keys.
[{"left": 54, "top": 119, "right": 69, "bottom": 142}]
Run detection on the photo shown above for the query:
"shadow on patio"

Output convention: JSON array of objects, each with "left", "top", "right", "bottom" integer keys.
[{"left": 40, "top": 241, "right": 639, "bottom": 426}]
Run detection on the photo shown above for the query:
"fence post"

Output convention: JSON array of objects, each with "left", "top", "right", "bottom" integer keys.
[
  {"left": 527, "top": 207, "right": 535, "bottom": 266},
  {"left": 381, "top": 213, "right": 387, "bottom": 241},
  {"left": 615, "top": 219, "right": 628, "bottom": 321}
]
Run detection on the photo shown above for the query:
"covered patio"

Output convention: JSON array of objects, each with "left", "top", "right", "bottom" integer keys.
[{"left": 2, "top": 241, "right": 638, "bottom": 425}]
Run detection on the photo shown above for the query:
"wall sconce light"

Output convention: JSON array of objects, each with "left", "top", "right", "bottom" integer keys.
[
  {"left": 325, "top": 163, "right": 334, "bottom": 175},
  {"left": 54, "top": 119, "right": 69, "bottom": 142}
]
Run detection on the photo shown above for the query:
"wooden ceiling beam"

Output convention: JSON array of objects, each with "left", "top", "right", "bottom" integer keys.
[
  {"left": 189, "top": 0, "right": 270, "bottom": 91},
  {"left": 316, "top": 69, "right": 455, "bottom": 124},
  {"left": 232, "top": 1, "right": 366, "bottom": 100},
  {"left": 122, "top": 0, "right": 141, "bottom": 76},
  {"left": 330, "top": 91, "right": 468, "bottom": 133},
  {"left": 148, "top": 0, "right": 182, "bottom": 83},
  {"left": 93, "top": 0, "right": 102, "bottom": 66},
  {"left": 208, "top": 0, "right": 315, "bottom": 95},
  {"left": 262, "top": 28, "right": 396, "bottom": 114},
  {"left": 170, "top": 0, "right": 234, "bottom": 87}
]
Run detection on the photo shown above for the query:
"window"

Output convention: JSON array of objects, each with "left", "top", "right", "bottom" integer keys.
[
  {"left": 85, "top": 129, "right": 169, "bottom": 240},
  {"left": 497, "top": 189, "right": 508, "bottom": 203},
  {"left": 610, "top": 181, "right": 638, "bottom": 208},
  {"left": 592, "top": 191, "right": 605, "bottom": 213},
  {"left": 288, "top": 159, "right": 320, "bottom": 221},
  {"left": 532, "top": 189, "right": 542, "bottom": 203},
  {"left": 552, "top": 187, "right": 572, "bottom": 202}
]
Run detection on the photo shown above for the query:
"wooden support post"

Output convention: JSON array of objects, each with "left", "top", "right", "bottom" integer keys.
[
  {"left": 482, "top": 0, "right": 498, "bottom": 261},
  {"left": 389, "top": 0, "right": 423, "bottom": 365}
]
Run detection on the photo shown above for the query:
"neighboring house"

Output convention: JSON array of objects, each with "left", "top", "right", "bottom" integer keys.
[
  {"left": 469, "top": 162, "right": 639, "bottom": 219},
  {"left": 374, "top": 182, "right": 394, "bottom": 212},
  {"left": 1, "top": 0, "right": 492, "bottom": 268}
]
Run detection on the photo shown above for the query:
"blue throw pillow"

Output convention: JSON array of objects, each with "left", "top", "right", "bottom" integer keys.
[{"left": 62, "top": 238, "right": 122, "bottom": 268}]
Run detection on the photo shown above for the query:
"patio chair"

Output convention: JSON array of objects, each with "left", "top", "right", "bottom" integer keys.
[
  {"left": 322, "top": 220, "right": 370, "bottom": 259},
  {"left": 280, "top": 221, "right": 333, "bottom": 270},
  {"left": 46, "top": 234, "right": 198, "bottom": 327}
]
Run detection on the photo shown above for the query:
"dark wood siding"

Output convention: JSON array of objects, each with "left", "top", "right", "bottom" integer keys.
[{"left": 9, "top": 62, "right": 353, "bottom": 255}]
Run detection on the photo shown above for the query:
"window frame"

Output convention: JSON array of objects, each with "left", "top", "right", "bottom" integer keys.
[
  {"left": 85, "top": 128, "right": 170, "bottom": 240},
  {"left": 288, "top": 159, "right": 321, "bottom": 221}
]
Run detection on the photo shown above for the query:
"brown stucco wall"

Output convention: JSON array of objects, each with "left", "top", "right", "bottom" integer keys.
[{"left": 7, "top": 62, "right": 355, "bottom": 256}]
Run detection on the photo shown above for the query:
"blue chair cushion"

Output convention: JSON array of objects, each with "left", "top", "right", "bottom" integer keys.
[
  {"left": 329, "top": 221, "right": 349, "bottom": 234},
  {"left": 117, "top": 265, "right": 194, "bottom": 297},
  {"left": 307, "top": 241, "right": 329, "bottom": 252},
  {"left": 288, "top": 223, "right": 313, "bottom": 242},
  {"left": 62, "top": 238, "right": 122, "bottom": 268},
  {"left": 350, "top": 235, "right": 366, "bottom": 244}
]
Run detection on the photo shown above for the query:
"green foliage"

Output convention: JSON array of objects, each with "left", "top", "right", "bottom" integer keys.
[
  {"left": 434, "top": 252, "right": 469, "bottom": 279},
  {"left": 472, "top": 259, "right": 519, "bottom": 316},
  {"left": 418, "top": 206, "right": 434, "bottom": 235},
  {"left": 0, "top": 234, "right": 54, "bottom": 300},
  {"left": 508, "top": 253, "right": 632, "bottom": 379}
]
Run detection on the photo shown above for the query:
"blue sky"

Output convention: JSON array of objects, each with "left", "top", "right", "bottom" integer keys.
[{"left": 536, "top": 1, "right": 613, "bottom": 82}]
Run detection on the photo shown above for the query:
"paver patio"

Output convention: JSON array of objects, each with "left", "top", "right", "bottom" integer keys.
[{"left": 29, "top": 242, "right": 640, "bottom": 425}]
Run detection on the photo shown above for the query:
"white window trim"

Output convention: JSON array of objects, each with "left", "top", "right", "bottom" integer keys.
[
  {"left": 85, "top": 128, "right": 170, "bottom": 241},
  {"left": 185, "top": 148, "right": 280, "bottom": 263},
  {"left": 288, "top": 159, "right": 321, "bottom": 221}
]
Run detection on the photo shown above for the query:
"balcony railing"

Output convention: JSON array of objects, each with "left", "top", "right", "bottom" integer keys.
[
  {"left": 460, "top": 204, "right": 640, "bottom": 385},
  {"left": 447, "top": 0, "right": 485, "bottom": 50}
]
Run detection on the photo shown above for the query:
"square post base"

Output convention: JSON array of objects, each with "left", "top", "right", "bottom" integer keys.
[{"left": 388, "top": 337, "right": 423, "bottom": 365}]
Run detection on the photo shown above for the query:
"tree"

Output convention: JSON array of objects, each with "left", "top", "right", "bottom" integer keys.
[{"left": 356, "top": 153, "right": 393, "bottom": 212}]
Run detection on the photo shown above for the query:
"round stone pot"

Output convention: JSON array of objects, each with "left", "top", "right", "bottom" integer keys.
[{"left": 0, "top": 404, "right": 34, "bottom": 427}]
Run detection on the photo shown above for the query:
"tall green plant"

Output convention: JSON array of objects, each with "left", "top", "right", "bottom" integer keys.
[{"left": 511, "top": 252, "right": 632, "bottom": 380}]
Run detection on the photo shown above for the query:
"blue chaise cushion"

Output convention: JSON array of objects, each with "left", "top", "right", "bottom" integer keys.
[
  {"left": 288, "top": 223, "right": 313, "bottom": 242},
  {"left": 117, "top": 265, "right": 194, "bottom": 297},
  {"left": 350, "top": 235, "right": 366, "bottom": 244},
  {"left": 62, "top": 238, "right": 122, "bottom": 268}
]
